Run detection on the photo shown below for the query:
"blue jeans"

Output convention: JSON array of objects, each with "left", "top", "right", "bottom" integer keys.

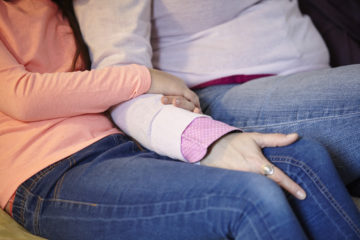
[
  {"left": 12, "top": 134, "right": 360, "bottom": 240},
  {"left": 195, "top": 64, "right": 360, "bottom": 185}
]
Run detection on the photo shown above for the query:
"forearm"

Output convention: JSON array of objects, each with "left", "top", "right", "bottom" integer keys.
[
  {"left": 111, "top": 94, "right": 205, "bottom": 161},
  {"left": 0, "top": 63, "right": 150, "bottom": 121}
]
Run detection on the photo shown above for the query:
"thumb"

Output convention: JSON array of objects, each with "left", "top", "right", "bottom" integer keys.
[{"left": 254, "top": 133, "right": 299, "bottom": 148}]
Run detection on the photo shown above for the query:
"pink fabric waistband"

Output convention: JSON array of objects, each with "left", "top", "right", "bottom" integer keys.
[{"left": 191, "top": 74, "right": 274, "bottom": 89}]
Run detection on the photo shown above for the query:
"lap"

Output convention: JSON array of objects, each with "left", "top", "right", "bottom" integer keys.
[
  {"left": 196, "top": 65, "right": 359, "bottom": 129},
  {"left": 196, "top": 65, "right": 360, "bottom": 183},
  {"left": 12, "top": 135, "right": 360, "bottom": 239},
  {"left": 13, "top": 134, "right": 308, "bottom": 240}
]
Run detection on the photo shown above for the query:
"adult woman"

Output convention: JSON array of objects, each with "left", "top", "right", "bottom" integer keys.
[
  {"left": 74, "top": 0, "right": 360, "bottom": 197},
  {"left": 1, "top": 1, "right": 360, "bottom": 240}
]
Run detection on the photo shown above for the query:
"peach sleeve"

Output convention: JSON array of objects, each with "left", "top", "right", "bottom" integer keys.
[{"left": 0, "top": 40, "right": 151, "bottom": 122}]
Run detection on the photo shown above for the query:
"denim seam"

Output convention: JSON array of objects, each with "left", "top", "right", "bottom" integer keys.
[
  {"left": 53, "top": 174, "right": 66, "bottom": 199},
  {"left": 51, "top": 156, "right": 79, "bottom": 199},
  {"left": 14, "top": 159, "right": 68, "bottom": 227},
  {"left": 33, "top": 197, "right": 43, "bottom": 235},
  {"left": 240, "top": 111, "right": 360, "bottom": 130},
  {"left": 16, "top": 183, "right": 302, "bottom": 240},
  {"left": 206, "top": 206, "right": 269, "bottom": 240},
  {"left": 16, "top": 189, "right": 272, "bottom": 235},
  {"left": 275, "top": 156, "right": 360, "bottom": 238},
  {"left": 47, "top": 198, "right": 99, "bottom": 207},
  {"left": 17, "top": 187, "right": 29, "bottom": 226},
  {"left": 70, "top": 156, "right": 76, "bottom": 167},
  {"left": 270, "top": 156, "right": 360, "bottom": 238},
  {"left": 204, "top": 194, "right": 274, "bottom": 240},
  {"left": 20, "top": 191, "right": 202, "bottom": 217},
  {"left": 111, "top": 134, "right": 121, "bottom": 144},
  {"left": 44, "top": 195, "right": 206, "bottom": 208},
  {"left": 35, "top": 193, "right": 275, "bottom": 239},
  {"left": 27, "top": 163, "right": 59, "bottom": 191}
]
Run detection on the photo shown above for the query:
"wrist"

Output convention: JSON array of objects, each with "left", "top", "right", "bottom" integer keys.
[{"left": 200, "top": 132, "right": 240, "bottom": 166}]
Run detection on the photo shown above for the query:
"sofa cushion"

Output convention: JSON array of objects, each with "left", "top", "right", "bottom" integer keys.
[{"left": 0, "top": 208, "right": 46, "bottom": 240}]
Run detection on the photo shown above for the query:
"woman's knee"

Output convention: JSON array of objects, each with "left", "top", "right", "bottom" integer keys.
[
  {"left": 263, "top": 138, "right": 339, "bottom": 190},
  {"left": 267, "top": 138, "right": 333, "bottom": 171},
  {"left": 210, "top": 171, "right": 290, "bottom": 212},
  {"left": 207, "top": 172, "right": 302, "bottom": 238}
]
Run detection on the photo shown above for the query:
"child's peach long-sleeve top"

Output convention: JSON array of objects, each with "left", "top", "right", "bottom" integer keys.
[{"left": 0, "top": 0, "right": 151, "bottom": 209}]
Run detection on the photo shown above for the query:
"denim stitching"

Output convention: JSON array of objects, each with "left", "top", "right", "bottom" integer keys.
[
  {"left": 46, "top": 194, "right": 274, "bottom": 240},
  {"left": 14, "top": 160, "right": 68, "bottom": 227},
  {"left": 239, "top": 111, "right": 360, "bottom": 130},
  {"left": 111, "top": 134, "right": 120, "bottom": 144},
  {"left": 27, "top": 164, "right": 56, "bottom": 190},
  {"left": 38, "top": 197, "right": 98, "bottom": 207},
  {"left": 69, "top": 156, "right": 74, "bottom": 167},
  {"left": 33, "top": 197, "right": 43, "bottom": 235},
  {"left": 27, "top": 160, "right": 64, "bottom": 191},
  {"left": 204, "top": 194, "right": 275, "bottom": 240},
  {"left": 39, "top": 194, "right": 275, "bottom": 239},
  {"left": 53, "top": 157, "right": 76, "bottom": 199},
  {"left": 112, "top": 133, "right": 145, "bottom": 151},
  {"left": 17, "top": 188, "right": 28, "bottom": 226},
  {"left": 17, "top": 181, "right": 304, "bottom": 239},
  {"left": 53, "top": 174, "right": 66, "bottom": 199},
  {"left": 270, "top": 156, "right": 360, "bottom": 238}
]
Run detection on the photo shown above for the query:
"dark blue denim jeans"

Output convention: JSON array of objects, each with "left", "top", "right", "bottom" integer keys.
[{"left": 12, "top": 134, "right": 360, "bottom": 240}]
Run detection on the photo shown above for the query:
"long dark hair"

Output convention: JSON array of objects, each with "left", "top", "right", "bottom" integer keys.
[{"left": 3, "top": 0, "right": 91, "bottom": 70}]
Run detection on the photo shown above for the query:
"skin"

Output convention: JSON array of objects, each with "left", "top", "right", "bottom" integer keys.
[
  {"left": 151, "top": 68, "right": 306, "bottom": 200},
  {"left": 147, "top": 68, "right": 201, "bottom": 112},
  {"left": 201, "top": 132, "right": 306, "bottom": 200}
]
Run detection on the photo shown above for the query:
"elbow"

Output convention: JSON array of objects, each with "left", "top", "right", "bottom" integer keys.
[
  {"left": 11, "top": 112, "right": 37, "bottom": 123},
  {"left": 3, "top": 73, "right": 44, "bottom": 121},
  {"left": 4, "top": 98, "right": 40, "bottom": 122}
]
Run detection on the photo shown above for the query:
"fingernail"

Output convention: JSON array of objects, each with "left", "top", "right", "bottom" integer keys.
[
  {"left": 175, "top": 99, "right": 180, "bottom": 105},
  {"left": 287, "top": 133, "right": 298, "bottom": 138},
  {"left": 163, "top": 97, "right": 168, "bottom": 103},
  {"left": 296, "top": 190, "right": 306, "bottom": 200}
]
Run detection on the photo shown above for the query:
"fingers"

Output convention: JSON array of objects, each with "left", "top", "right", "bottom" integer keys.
[
  {"left": 183, "top": 90, "right": 201, "bottom": 109},
  {"left": 161, "top": 96, "right": 203, "bottom": 113},
  {"left": 250, "top": 133, "right": 305, "bottom": 199},
  {"left": 193, "top": 107, "right": 202, "bottom": 114},
  {"left": 253, "top": 132, "right": 299, "bottom": 148},
  {"left": 148, "top": 68, "right": 201, "bottom": 109},
  {"left": 200, "top": 132, "right": 306, "bottom": 200},
  {"left": 202, "top": 133, "right": 306, "bottom": 200},
  {"left": 263, "top": 164, "right": 307, "bottom": 200}
]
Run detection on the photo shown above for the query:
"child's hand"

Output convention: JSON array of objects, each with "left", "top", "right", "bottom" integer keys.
[
  {"left": 147, "top": 68, "right": 201, "bottom": 112},
  {"left": 161, "top": 95, "right": 202, "bottom": 113}
]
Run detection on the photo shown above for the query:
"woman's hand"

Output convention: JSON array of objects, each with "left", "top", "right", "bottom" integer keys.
[
  {"left": 200, "top": 132, "right": 307, "bottom": 200},
  {"left": 147, "top": 68, "right": 201, "bottom": 113}
]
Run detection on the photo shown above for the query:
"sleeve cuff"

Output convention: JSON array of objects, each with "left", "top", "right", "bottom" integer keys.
[
  {"left": 181, "top": 117, "right": 240, "bottom": 163},
  {"left": 111, "top": 94, "right": 208, "bottom": 161}
]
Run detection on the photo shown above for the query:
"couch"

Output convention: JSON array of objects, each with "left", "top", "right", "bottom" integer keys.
[{"left": 0, "top": 208, "right": 46, "bottom": 240}]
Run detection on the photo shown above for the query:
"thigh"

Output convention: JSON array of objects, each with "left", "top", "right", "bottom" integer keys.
[
  {"left": 12, "top": 136, "right": 306, "bottom": 240},
  {"left": 196, "top": 65, "right": 360, "bottom": 183},
  {"left": 264, "top": 138, "right": 360, "bottom": 240}
]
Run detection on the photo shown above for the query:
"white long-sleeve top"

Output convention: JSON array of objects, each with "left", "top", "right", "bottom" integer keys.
[{"left": 74, "top": 0, "right": 329, "bottom": 159}]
